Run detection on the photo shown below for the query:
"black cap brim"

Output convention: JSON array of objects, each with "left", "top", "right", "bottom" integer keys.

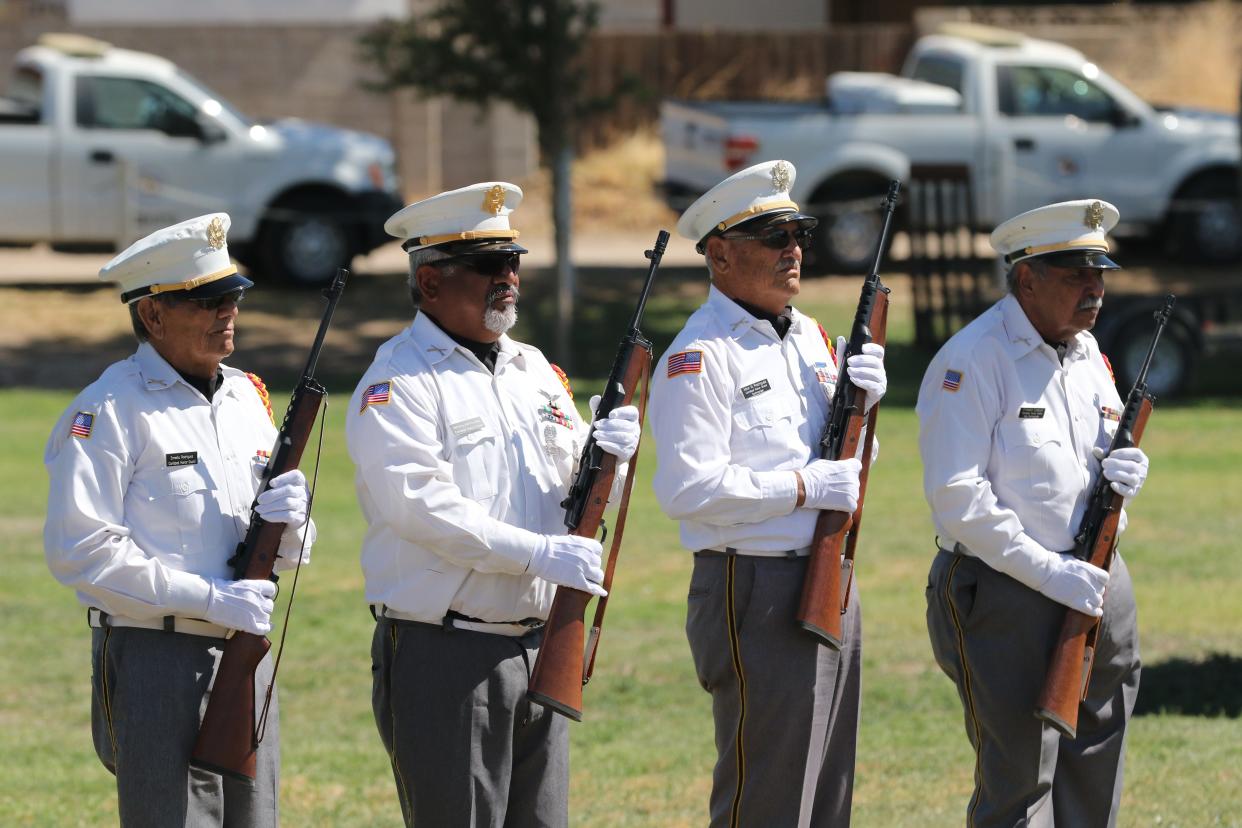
[
  {"left": 1029, "top": 249, "right": 1120, "bottom": 271},
  {"left": 182, "top": 272, "right": 254, "bottom": 299},
  {"left": 696, "top": 209, "right": 820, "bottom": 253},
  {"left": 734, "top": 209, "right": 819, "bottom": 234},
  {"left": 404, "top": 238, "right": 528, "bottom": 256}
]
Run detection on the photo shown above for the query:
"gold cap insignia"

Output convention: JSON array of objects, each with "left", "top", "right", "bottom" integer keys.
[
  {"left": 482, "top": 184, "right": 506, "bottom": 215},
  {"left": 1084, "top": 201, "right": 1104, "bottom": 231},
  {"left": 771, "top": 161, "right": 792, "bottom": 193},
  {"left": 206, "top": 216, "right": 226, "bottom": 250}
]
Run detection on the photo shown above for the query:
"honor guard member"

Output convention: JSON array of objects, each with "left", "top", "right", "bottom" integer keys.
[
  {"left": 918, "top": 200, "right": 1149, "bottom": 827},
  {"left": 44, "top": 214, "right": 316, "bottom": 827},
  {"left": 649, "top": 160, "right": 888, "bottom": 827},
  {"left": 346, "top": 182, "right": 641, "bottom": 828}
]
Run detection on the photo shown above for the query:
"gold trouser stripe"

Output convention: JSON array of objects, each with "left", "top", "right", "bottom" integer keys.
[
  {"left": 725, "top": 556, "right": 748, "bottom": 828},
  {"left": 945, "top": 555, "right": 982, "bottom": 828},
  {"left": 146, "top": 265, "right": 238, "bottom": 294},
  {"left": 101, "top": 627, "right": 117, "bottom": 757},
  {"left": 387, "top": 623, "right": 413, "bottom": 821}
]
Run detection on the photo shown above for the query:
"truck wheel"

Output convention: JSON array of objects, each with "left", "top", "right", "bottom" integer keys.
[
  {"left": 259, "top": 200, "right": 353, "bottom": 287},
  {"left": 1108, "top": 316, "right": 1197, "bottom": 399},
  {"left": 815, "top": 206, "right": 883, "bottom": 274},
  {"left": 1167, "top": 178, "right": 1242, "bottom": 264}
]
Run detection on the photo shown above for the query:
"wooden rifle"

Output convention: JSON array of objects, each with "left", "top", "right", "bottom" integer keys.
[
  {"left": 189, "top": 268, "right": 348, "bottom": 783},
  {"left": 1035, "top": 294, "right": 1174, "bottom": 738},
  {"left": 527, "top": 231, "right": 668, "bottom": 721},
  {"left": 796, "top": 182, "right": 899, "bottom": 647}
]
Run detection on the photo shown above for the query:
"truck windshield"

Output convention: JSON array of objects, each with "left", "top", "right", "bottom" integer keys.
[
  {"left": 174, "top": 67, "right": 253, "bottom": 127},
  {"left": 910, "top": 55, "right": 964, "bottom": 96},
  {"left": 996, "top": 65, "right": 1121, "bottom": 124}
]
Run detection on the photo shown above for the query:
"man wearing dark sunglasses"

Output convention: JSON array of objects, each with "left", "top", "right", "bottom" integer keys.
[
  {"left": 650, "top": 160, "right": 888, "bottom": 827},
  {"left": 347, "top": 182, "right": 640, "bottom": 827},
  {"left": 44, "top": 213, "right": 316, "bottom": 827}
]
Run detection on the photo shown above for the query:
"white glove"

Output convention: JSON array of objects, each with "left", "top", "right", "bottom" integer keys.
[
  {"left": 525, "top": 534, "right": 608, "bottom": 597},
  {"left": 1038, "top": 556, "right": 1110, "bottom": 617},
  {"left": 799, "top": 457, "right": 862, "bottom": 513},
  {"left": 1092, "top": 445, "right": 1149, "bottom": 499},
  {"left": 204, "top": 577, "right": 278, "bottom": 635},
  {"left": 589, "top": 395, "right": 641, "bottom": 463},
  {"left": 839, "top": 336, "right": 887, "bottom": 412},
  {"left": 255, "top": 469, "right": 309, "bottom": 531}
]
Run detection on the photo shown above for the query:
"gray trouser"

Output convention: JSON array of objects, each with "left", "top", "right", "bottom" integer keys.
[
  {"left": 371, "top": 618, "right": 569, "bottom": 828},
  {"left": 91, "top": 627, "right": 280, "bottom": 828},
  {"left": 925, "top": 549, "right": 1141, "bottom": 828},
  {"left": 686, "top": 554, "right": 862, "bottom": 828}
]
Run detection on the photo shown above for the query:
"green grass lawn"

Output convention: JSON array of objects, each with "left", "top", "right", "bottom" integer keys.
[
  {"left": 4, "top": 389, "right": 1239, "bottom": 826},
  {"left": 4, "top": 274, "right": 1240, "bottom": 825}
]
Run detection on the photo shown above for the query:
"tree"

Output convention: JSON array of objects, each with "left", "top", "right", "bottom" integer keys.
[{"left": 360, "top": 0, "right": 602, "bottom": 369}]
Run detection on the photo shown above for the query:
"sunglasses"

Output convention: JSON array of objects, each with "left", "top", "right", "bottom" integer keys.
[
  {"left": 167, "top": 288, "right": 246, "bottom": 311},
  {"left": 722, "top": 227, "right": 814, "bottom": 250},
  {"left": 436, "top": 252, "right": 521, "bottom": 277}
]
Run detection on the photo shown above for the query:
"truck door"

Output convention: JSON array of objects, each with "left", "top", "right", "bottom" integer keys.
[
  {"left": 989, "top": 63, "right": 1118, "bottom": 219},
  {"left": 0, "top": 62, "right": 54, "bottom": 240},
  {"left": 59, "top": 74, "right": 236, "bottom": 246}
]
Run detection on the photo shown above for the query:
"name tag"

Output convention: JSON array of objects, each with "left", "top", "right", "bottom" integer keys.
[
  {"left": 166, "top": 451, "right": 198, "bottom": 467},
  {"left": 450, "top": 417, "right": 485, "bottom": 438},
  {"left": 742, "top": 379, "right": 772, "bottom": 399},
  {"left": 1018, "top": 407, "right": 1045, "bottom": 419}
]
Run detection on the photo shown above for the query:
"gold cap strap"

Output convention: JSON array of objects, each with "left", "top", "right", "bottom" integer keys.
[
  {"left": 715, "top": 199, "right": 800, "bottom": 232},
  {"left": 416, "top": 229, "right": 521, "bottom": 246},
  {"left": 146, "top": 265, "right": 239, "bottom": 295},
  {"left": 1021, "top": 236, "right": 1110, "bottom": 258}
]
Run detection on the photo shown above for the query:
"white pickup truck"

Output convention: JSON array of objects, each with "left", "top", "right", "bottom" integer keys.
[
  {"left": 661, "top": 24, "right": 1240, "bottom": 272},
  {"left": 0, "top": 33, "right": 404, "bottom": 286}
]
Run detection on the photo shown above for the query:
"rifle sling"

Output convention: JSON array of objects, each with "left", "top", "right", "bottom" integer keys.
[
  {"left": 255, "top": 396, "right": 329, "bottom": 744},
  {"left": 583, "top": 355, "right": 652, "bottom": 683}
]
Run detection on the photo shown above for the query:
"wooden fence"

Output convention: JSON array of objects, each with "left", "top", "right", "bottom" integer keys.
[{"left": 577, "top": 25, "right": 915, "bottom": 149}]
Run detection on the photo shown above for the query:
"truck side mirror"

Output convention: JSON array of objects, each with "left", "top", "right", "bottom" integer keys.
[
  {"left": 1110, "top": 107, "right": 1140, "bottom": 129},
  {"left": 195, "top": 114, "right": 227, "bottom": 145}
]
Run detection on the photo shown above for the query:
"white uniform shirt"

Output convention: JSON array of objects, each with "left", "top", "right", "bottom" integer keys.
[
  {"left": 650, "top": 285, "right": 847, "bottom": 554},
  {"left": 44, "top": 343, "right": 315, "bottom": 619},
  {"left": 346, "top": 313, "right": 591, "bottom": 624},
  {"left": 916, "top": 294, "right": 1126, "bottom": 591}
]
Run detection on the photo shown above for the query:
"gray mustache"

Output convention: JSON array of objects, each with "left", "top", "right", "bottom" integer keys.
[
  {"left": 1078, "top": 297, "right": 1103, "bottom": 311},
  {"left": 487, "top": 285, "right": 520, "bottom": 303}
]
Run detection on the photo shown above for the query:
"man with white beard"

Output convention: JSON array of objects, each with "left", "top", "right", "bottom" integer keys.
[{"left": 346, "top": 182, "right": 641, "bottom": 827}]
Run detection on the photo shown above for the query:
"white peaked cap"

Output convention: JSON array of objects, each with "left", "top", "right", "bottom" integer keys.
[
  {"left": 990, "top": 199, "right": 1121, "bottom": 269},
  {"left": 385, "top": 182, "right": 527, "bottom": 254},
  {"left": 100, "top": 213, "right": 252, "bottom": 304},
  {"left": 676, "top": 160, "right": 815, "bottom": 252}
]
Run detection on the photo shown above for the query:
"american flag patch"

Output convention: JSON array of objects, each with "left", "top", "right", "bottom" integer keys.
[
  {"left": 942, "top": 369, "right": 963, "bottom": 392},
  {"left": 667, "top": 350, "right": 703, "bottom": 378},
  {"left": 69, "top": 411, "right": 94, "bottom": 439},
  {"left": 361, "top": 381, "right": 391, "bottom": 413}
]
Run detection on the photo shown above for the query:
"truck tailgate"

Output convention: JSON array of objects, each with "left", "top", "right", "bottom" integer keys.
[{"left": 660, "top": 99, "right": 826, "bottom": 205}]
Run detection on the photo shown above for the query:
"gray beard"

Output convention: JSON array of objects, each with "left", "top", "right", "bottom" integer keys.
[{"left": 484, "top": 305, "right": 517, "bottom": 335}]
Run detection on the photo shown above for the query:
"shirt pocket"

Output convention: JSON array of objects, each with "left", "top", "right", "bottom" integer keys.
[
  {"left": 451, "top": 428, "right": 499, "bottom": 502},
  {"left": 163, "top": 465, "right": 214, "bottom": 561},
  {"left": 997, "top": 419, "right": 1074, "bottom": 500}
]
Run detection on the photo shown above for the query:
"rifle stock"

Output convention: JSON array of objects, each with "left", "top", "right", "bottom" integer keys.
[
  {"left": 1034, "top": 294, "right": 1173, "bottom": 738},
  {"left": 797, "top": 182, "right": 898, "bottom": 646},
  {"left": 527, "top": 231, "right": 667, "bottom": 721},
  {"left": 1034, "top": 400, "right": 1151, "bottom": 737},
  {"left": 189, "top": 269, "right": 348, "bottom": 783}
]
